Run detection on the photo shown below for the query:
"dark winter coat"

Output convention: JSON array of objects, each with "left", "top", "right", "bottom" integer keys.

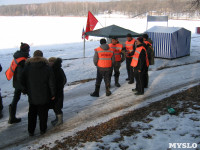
[
  {"left": 0, "top": 64, "right": 2, "bottom": 72},
  {"left": 21, "top": 57, "right": 56, "bottom": 105},
  {"left": 129, "top": 44, "right": 147, "bottom": 71},
  {"left": 13, "top": 51, "right": 29, "bottom": 90},
  {"left": 51, "top": 58, "right": 67, "bottom": 94},
  {"left": 93, "top": 44, "right": 115, "bottom": 71}
]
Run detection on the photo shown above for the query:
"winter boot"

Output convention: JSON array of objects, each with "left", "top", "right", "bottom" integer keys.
[
  {"left": 0, "top": 110, "right": 2, "bottom": 119},
  {"left": 106, "top": 85, "right": 112, "bottom": 96},
  {"left": 115, "top": 77, "right": 121, "bottom": 87},
  {"left": 0, "top": 96, "right": 3, "bottom": 119},
  {"left": 8, "top": 104, "right": 21, "bottom": 124},
  {"left": 53, "top": 114, "right": 63, "bottom": 127},
  {"left": 90, "top": 85, "right": 100, "bottom": 97},
  {"left": 51, "top": 115, "right": 58, "bottom": 126}
]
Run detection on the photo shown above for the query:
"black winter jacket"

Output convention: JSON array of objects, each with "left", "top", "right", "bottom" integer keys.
[
  {"left": 0, "top": 64, "right": 2, "bottom": 72},
  {"left": 13, "top": 51, "right": 29, "bottom": 89},
  {"left": 21, "top": 57, "right": 56, "bottom": 105},
  {"left": 129, "top": 44, "right": 147, "bottom": 71},
  {"left": 51, "top": 58, "right": 67, "bottom": 94}
]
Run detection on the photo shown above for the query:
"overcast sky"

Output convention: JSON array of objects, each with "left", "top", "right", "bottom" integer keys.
[{"left": 0, "top": 0, "right": 110, "bottom": 6}]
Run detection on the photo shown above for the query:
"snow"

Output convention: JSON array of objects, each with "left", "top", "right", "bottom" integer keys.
[
  {"left": 77, "top": 101, "right": 200, "bottom": 150},
  {"left": 0, "top": 16, "right": 200, "bottom": 149}
]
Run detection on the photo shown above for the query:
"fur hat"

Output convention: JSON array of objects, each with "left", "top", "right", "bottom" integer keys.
[
  {"left": 33, "top": 50, "right": 43, "bottom": 57},
  {"left": 137, "top": 37, "right": 143, "bottom": 43},
  {"left": 48, "top": 57, "right": 57, "bottom": 63},
  {"left": 20, "top": 42, "right": 30, "bottom": 52}
]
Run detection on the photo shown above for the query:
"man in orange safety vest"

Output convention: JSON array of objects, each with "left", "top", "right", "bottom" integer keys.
[
  {"left": 6, "top": 42, "right": 30, "bottom": 124},
  {"left": 109, "top": 37, "right": 125, "bottom": 87},
  {"left": 90, "top": 39, "right": 115, "bottom": 97}
]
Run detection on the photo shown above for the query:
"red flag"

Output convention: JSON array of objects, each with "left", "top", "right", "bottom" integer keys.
[{"left": 85, "top": 11, "right": 98, "bottom": 40}]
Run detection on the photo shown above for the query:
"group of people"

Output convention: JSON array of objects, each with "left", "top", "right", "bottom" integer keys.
[
  {"left": 90, "top": 33, "right": 153, "bottom": 97},
  {"left": 1, "top": 42, "right": 66, "bottom": 136},
  {"left": 0, "top": 33, "right": 153, "bottom": 136}
]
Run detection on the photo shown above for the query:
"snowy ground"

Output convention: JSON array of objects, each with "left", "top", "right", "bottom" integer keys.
[{"left": 0, "top": 16, "right": 200, "bottom": 149}]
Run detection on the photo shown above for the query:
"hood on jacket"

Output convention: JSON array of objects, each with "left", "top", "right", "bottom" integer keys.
[
  {"left": 13, "top": 50, "right": 29, "bottom": 59},
  {"left": 53, "top": 58, "right": 62, "bottom": 69},
  {"left": 26, "top": 57, "right": 48, "bottom": 65},
  {"left": 100, "top": 44, "right": 109, "bottom": 50}
]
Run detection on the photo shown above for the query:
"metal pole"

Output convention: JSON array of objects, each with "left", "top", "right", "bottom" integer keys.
[{"left": 83, "top": 35, "right": 86, "bottom": 58}]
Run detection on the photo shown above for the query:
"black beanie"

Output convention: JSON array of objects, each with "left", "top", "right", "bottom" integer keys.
[
  {"left": 142, "top": 34, "right": 149, "bottom": 40},
  {"left": 20, "top": 42, "right": 30, "bottom": 52},
  {"left": 100, "top": 39, "right": 107, "bottom": 44},
  {"left": 127, "top": 33, "right": 132, "bottom": 37},
  {"left": 137, "top": 37, "right": 143, "bottom": 43}
]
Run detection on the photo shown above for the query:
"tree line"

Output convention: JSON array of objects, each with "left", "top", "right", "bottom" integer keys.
[{"left": 0, "top": 0, "right": 199, "bottom": 19}]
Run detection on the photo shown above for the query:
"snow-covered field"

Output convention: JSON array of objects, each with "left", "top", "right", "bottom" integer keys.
[{"left": 0, "top": 15, "right": 200, "bottom": 149}]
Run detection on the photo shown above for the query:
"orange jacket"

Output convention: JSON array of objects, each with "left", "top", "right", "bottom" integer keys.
[
  {"left": 109, "top": 43, "right": 123, "bottom": 62},
  {"left": 144, "top": 40, "right": 152, "bottom": 47},
  {"left": 95, "top": 47, "right": 114, "bottom": 68},
  {"left": 125, "top": 39, "right": 136, "bottom": 58},
  {"left": 131, "top": 46, "right": 149, "bottom": 68},
  {"left": 5, "top": 57, "right": 27, "bottom": 81}
]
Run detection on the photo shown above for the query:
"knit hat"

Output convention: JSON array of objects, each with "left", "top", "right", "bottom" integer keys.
[
  {"left": 137, "top": 37, "right": 143, "bottom": 43},
  {"left": 142, "top": 34, "right": 149, "bottom": 40},
  {"left": 112, "top": 37, "right": 118, "bottom": 40},
  {"left": 33, "top": 50, "right": 43, "bottom": 57},
  {"left": 20, "top": 42, "right": 30, "bottom": 52},
  {"left": 100, "top": 38, "right": 107, "bottom": 44},
  {"left": 127, "top": 33, "right": 132, "bottom": 37}
]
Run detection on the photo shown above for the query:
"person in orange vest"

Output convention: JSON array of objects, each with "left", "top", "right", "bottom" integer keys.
[
  {"left": 6, "top": 42, "right": 30, "bottom": 124},
  {"left": 108, "top": 37, "right": 125, "bottom": 87},
  {"left": 0, "top": 64, "right": 3, "bottom": 119},
  {"left": 142, "top": 34, "right": 152, "bottom": 88},
  {"left": 90, "top": 39, "right": 115, "bottom": 97},
  {"left": 129, "top": 37, "right": 149, "bottom": 95},
  {"left": 125, "top": 33, "right": 136, "bottom": 84}
]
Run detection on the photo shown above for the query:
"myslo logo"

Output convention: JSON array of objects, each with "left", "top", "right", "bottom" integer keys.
[{"left": 169, "top": 143, "right": 198, "bottom": 149}]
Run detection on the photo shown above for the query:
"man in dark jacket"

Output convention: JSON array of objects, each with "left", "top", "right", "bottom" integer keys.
[
  {"left": 129, "top": 37, "right": 148, "bottom": 95},
  {"left": 48, "top": 57, "right": 67, "bottom": 127},
  {"left": 90, "top": 39, "right": 115, "bottom": 97},
  {"left": 21, "top": 50, "right": 56, "bottom": 136},
  {"left": 0, "top": 64, "right": 3, "bottom": 119},
  {"left": 8, "top": 42, "right": 30, "bottom": 124}
]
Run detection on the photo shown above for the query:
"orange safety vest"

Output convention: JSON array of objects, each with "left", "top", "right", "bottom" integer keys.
[
  {"left": 95, "top": 47, "right": 114, "bottom": 68},
  {"left": 109, "top": 43, "right": 123, "bottom": 62},
  {"left": 5, "top": 57, "right": 27, "bottom": 81},
  {"left": 144, "top": 40, "right": 152, "bottom": 47},
  {"left": 131, "top": 46, "right": 149, "bottom": 68},
  {"left": 125, "top": 39, "right": 136, "bottom": 58}
]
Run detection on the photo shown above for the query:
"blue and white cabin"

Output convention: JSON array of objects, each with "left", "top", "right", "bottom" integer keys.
[{"left": 146, "top": 26, "right": 191, "bottom": 59}]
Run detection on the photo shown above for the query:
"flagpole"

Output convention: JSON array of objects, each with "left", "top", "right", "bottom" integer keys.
[{"left": 83, "top": 35, "right": 86, "bottom": 58}]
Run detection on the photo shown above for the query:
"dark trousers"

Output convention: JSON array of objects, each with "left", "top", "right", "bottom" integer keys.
[
  {"left": 96, "top": 68, "right": 111, "bottom": 86},
  {"left": 113, "top": 62, "right": 121, "bottom": 78},
  {"left": 129, "top": 66, "right": 135, "bottom": 82},
  {"left": 28, "top": 104, "right": 49, "bottom": 134},
  {"left": 53, "top": 91, "right": 64, "bottom": 115},
  {"left": 0, "top": 89, "right": 3, "bottom": 111},
  {"left": 143, "top": 67, "right": 149, "bottom": 88},
  {"left": 11, "top": 88, "right": 21, "bottom": 108},
  {"left": 126, "top": 57, "right": 132, "bottom": 79},
  {"left": 135, "top": 69, "right": 144, "bottom": 93},
  {"left": 110, "top": 62, "right": 121, "bottom": 78}
]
